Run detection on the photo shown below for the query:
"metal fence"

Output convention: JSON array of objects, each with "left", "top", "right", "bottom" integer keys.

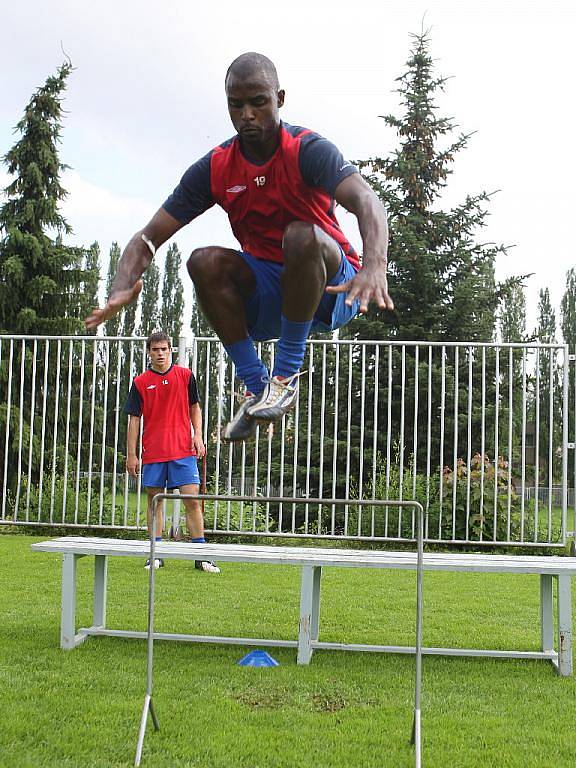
[{"left": 1, "top": 334, "right": 573, "bottom": 547}]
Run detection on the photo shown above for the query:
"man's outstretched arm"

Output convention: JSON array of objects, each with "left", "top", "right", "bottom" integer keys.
[
  {"left": 327, "top": 173, "right": 394, "bottom": 314},
  {"left": 85, "top": 208, "right": 183, "bottom": 330}
]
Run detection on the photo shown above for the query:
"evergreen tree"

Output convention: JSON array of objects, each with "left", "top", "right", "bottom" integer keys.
[
  {"left": 104, "top": 243, "right": 122, "bottom": 337},
  {"left": 0, "top": 61, "right": 86, "bottom": 334},
  {"left": 160, "top": 242, "right": 184, "bottom": 342},
  {"left": 82, "top": 242, "right": 101, "bottom": 329},
  {"left": 500, "top": 281, "right": 527, "bottom": 343},
  {"left": 325, "top": 31, "right": 511, "bottom": 503},
  {"left": 138, "top": 261, "right": 160, "bottom": 336},
  {"left": 534, "top": 287, "right": 560, "bottom": 483}
]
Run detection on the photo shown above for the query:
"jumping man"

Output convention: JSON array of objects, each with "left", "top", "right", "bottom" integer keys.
[{"left": 86, "top": 52, "right": 393, "bottom": 441}]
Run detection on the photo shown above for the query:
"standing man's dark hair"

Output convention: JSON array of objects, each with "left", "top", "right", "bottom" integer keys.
[
  {"left": 146, "top": 331, "right": 171, "bottom": 350},
  {"left": 87, "top": 52, "right": 392, "bottom": 443}
]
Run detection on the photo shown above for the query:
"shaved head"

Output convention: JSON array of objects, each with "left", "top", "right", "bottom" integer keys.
[{"left": 225, "top": 52, "right": 280, "bottom": 90}]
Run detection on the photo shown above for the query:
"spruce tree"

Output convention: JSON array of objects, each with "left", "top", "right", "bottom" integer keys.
[
  {"left": 0, "top": 61, "right": 86, "bottom": 334},
  {"left": 160, "top": 243, "right": 184, "bottom": 342},
  {"left": 319, "top": 31, "right": 511, "bottom": 509}
]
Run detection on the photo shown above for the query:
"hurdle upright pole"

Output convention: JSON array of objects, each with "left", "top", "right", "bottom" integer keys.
[{"left": 134, "top": 494, "right": 161, "bottom": 767}]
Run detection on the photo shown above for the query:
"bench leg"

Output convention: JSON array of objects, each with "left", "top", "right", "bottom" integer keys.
[
  {"left": 93, "top": 555, "right": 108, "bottom": 628},
  {"left": 311, "top": 566, "right": 322, "bottom": 642},
  {"left": 557, "top": 574, "right": 573, "bottom": 676},
  {"left": 540, "top": 574, "right": 554, "bottom": 652},
  {"left": 298, "top": 566, "right": 322, "bottom": 665},
  {"left": 61, "top": 554, "right": 78, "bottom": 649}
]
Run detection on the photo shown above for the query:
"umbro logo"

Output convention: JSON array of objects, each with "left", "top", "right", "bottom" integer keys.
[
  {"left": 146, "top": 385, "right": 156, "bottom": 390},
  {"left": 339, "top": 161, "right": 352, "bottom": 172},
  {"left": 226, "top": 185, "right": 247, "bottom": 194}
]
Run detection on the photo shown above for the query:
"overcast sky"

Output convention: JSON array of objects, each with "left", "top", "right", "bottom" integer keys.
[{"left": 2, "top": 0, "right": 574, "bottom": 337}]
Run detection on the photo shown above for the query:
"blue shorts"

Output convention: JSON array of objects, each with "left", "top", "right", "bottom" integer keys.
[
  {"left": 142, "top": 456, "right": 200, "bottom": 489},
  {"left": 239, "top": 249, "right": 361, "bottom": 341}
]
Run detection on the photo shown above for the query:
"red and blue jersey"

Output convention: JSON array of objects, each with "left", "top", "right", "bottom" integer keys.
[
  {"left": 124, "top": 364, "right": 200, "bottom": 464},
  {"left": 163, "top": 122, "right": 360, "bottom": 269}
]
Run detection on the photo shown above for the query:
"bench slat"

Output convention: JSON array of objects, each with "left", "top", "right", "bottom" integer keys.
[{"left": 30, "top": 538, "right": 576, "bottom": 575}]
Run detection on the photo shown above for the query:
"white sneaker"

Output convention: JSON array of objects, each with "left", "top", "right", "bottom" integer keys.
[
  {"left": 246, "top": 374, "right": 300, "bottom": 422},
  {"left": 222, "top": 393, "right": 258, "bottom": 442},
  {"left": 144, "top": 558, "right": 164, "bottom": 570}
]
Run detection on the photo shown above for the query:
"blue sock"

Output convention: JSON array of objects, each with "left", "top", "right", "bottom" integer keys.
[
  {"left": 224, "top": 338, "right": 268, "bottom": 395},
  {"left": 155, "top": 537, "right": 162, "bottom": 542},
  {"left": 273, "top": 317, "right": 312, "bottom": 378},
  {"left": 191, "top": 537, "right": 206, "bottom": 543}
]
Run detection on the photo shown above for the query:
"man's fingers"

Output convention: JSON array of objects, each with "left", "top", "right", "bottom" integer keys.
[{"left": 84, "top": 281, "right": 143, "bottom": 330}]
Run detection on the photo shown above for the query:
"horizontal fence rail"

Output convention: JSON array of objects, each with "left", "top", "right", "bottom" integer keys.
[{"left": 1, "top": 334, "right": 573, "bottom": 547}]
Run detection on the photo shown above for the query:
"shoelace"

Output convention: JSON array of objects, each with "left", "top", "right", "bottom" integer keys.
[{"left": 260, "top": 371, "right": 306, "bottom": 405}]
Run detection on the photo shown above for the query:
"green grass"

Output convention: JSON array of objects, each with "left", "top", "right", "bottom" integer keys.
[{"left": 1, "top": 533, "right": 575, "bottom": 767}]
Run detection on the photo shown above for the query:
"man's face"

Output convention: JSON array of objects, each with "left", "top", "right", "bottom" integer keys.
[
  {"left": 226, "top": 72, "right": 284, "bottom": 148},
  {"left": 148, "top": 341, "right": 171, "bottom": 372}
]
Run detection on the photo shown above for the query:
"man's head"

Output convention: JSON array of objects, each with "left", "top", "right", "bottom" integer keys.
[
  {"left": 225, "top": 52, "right": 284, "bottom": 151},
  {"left": 146, "top": 331, "right": 172, "bottom": 373}
]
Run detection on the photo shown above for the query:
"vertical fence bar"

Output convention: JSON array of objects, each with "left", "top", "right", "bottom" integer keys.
[
  {"left": 111, "top": 340, "right": 123, "bottom": 525},
  {"left": 479, "top": 347, "right": 486, "bottom": 541},
  {"left": 123, "top": 341, "right": 135, "bottom": 527},
  {"left": 493, "top": 348, "right": 500, "bottom": 542},
  {"left": 425, "top": 346, "right": 432, "bottom": 539},
  {"left": 411, "top": 346, "right": 419, "bottom": 538},
  {"left": 14, "top": 340, "right": 26, "bottom": 518},
  {"left": 438, "top": 346, "right": 446, "bottom": 540},
  {"left": 534, "top": 348, "right": 540, "bottom": 541},
  {"left": 358, "top": 345, "right": 367, "bottom": 534},
  {"left": 343, "top": 345, "right": 353, "bottom": 535},
  {"left": 304, "top": 347, "right": 314, "bottom": 534},
  {"left": 37, "top": 341, "right": 50, "bottom": 521},
  {"left": 86, "top": 340, "right": 98, "bottom": 526},
  {"left": 562, "top": 346, "right": 569, "bottom": 546},
  {"left": 2, "top": 340, "right": 14, "bottom": 521},
  {"left": 98, "top": 341, "right": 111, "bottom": 525},
  {"left": 520, "top": 349, "right": 527, "bottom": 541},
  {"left": 466, "top": 347, "right": 473, "bottom": 539},
  {"left": 397, "top": 346, "right": 406, "bottom": 538},
  {"left": 507, "top": 347, "right": 514, "bottom": 541},
  {"left": 451, "top": 347, "right": 459, "bottom": 541},
  {"left": 25, "top": 339, "right": 38, "bottom": 520},
  {"left": 61, "top": 340, "right": 74, "bottom": 524},
  {"left": 74, "top": 341, "right": 86, "bottom": 525},
  {"left": 49, "top": 340, "right": 62, "bottom": 524},
  {"left": 547, "top": 350, "right": 554, "bottom": 542},
  {"left": 331, "top": 344, "right": 340, "bottom": 532},
  {"left": 385, "top": 345, "right": 393, "bottom": 537},
  {"left": 371, "top": 344, "right": 380, "bottom": 537}
]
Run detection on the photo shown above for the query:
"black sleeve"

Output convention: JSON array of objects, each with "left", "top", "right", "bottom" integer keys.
[
  {"left": 188, "top": 373, "right": 200, "bottom": 406},
  {"left": 123, "top": 381, "right": 142, "bottom": 416},
  {"left": 162, "top": 151, "right": 215, "bottom": 224},
  {"left": 299, "top": 133, "right": 358, "bottom": 197}
]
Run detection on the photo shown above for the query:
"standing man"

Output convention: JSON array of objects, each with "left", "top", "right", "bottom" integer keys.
[
  {"left": 86, "top": 52, "right": 393, "bottom": 442},
  {"left": 125, "top": 331, "right": 219, "bottom": 573}
]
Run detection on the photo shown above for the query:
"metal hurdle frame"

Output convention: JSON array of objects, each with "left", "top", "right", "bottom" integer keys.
[{"left": 134, "top": 494, "right": 425, "bottom": 768}]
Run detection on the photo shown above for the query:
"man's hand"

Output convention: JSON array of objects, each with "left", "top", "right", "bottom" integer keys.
[
  {"left": 326, "top": 267, "right": 394, "bottom": 314},
  {"left": 193, "top": 434, "right": 206, "bottom": 459},
  {"left": 85, "top": 281, "right": 143, "bottom": 331},
  {"left": 126, "top": 454, "right": 140, "bottom": 477}
]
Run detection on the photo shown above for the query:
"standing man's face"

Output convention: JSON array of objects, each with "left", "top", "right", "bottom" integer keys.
[
  {"left": 226, "top": 72, "right": 284, "bottom": 149},
  {"left": 148, "top": 342, "right": 171, "bottom": 373}
]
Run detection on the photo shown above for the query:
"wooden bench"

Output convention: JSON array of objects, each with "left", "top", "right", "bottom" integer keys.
[{"left": 31, "top": 535, "right": 575, "bottom": 675}]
